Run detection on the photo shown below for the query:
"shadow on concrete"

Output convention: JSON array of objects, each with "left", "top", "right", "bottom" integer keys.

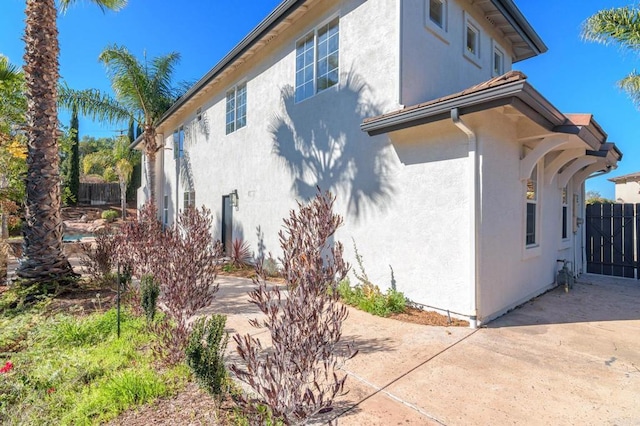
[
  {"left": 487, "top": 274, "right": 640, "bottom": 327},
  {"left": 270, "top": 71, "right": 395, "bottom": 221}
]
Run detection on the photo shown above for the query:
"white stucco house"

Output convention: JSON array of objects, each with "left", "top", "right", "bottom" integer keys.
[
  {"left": 133, "top": 0, "right": 622, "bottom": 327},
  {"left": 609, "top": 172, "right": 640, "bottom": 204}
]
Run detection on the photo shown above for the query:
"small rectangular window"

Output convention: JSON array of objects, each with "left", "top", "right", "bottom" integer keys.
[
  {"left": 493, "top": 47, "right": 504, "bottom": 75},
  {"left": 226, "top": 83, "right": 247, "bottom": 134},
  {"left": 526, "top": 164, "right": 538, "bottom": 246},
  {"left": 561, "top": 187, "right": 569, "bottom": 240},
  {"left": 429, "top": 0, "right": 445, "bottom": 29},
  {"left": 196, "top": 107, "right": 202, "bottom": 122},
  {"left": 183, "top": 191, "right": 196, "bottom": 210},
  {"left": 295, "top": 17, "right": 339, "bottom": 102},
  {"left": 163, "top": 195, "right": 169, "bottom": 227},
  {"left": 466, "top": 25, "right": 478, "bottom": 56},
  {"left": 173, "top": 127, "right": 184, "bottom": 159}
]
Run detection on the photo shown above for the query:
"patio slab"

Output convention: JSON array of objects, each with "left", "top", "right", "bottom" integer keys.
[{"left": 215, "top": 274, "right": 640, "bottom": 425}]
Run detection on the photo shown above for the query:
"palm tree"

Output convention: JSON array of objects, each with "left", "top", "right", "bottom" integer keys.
[
  {"left": 583, "top": 6, "right": 640, "bottom": 106},
  {"left": 113, "top": 137, "right": 134, "bottom": 219},
  {"left": 17, "top": 0, "right": 126, "bottom": 282},
  {"left": 59, "top": 45, "right": 184, "bottom": 204}
]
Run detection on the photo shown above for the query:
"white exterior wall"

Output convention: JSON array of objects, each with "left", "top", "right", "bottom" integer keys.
[
  {"left": 159, "top": 0, "right": 403, "bottom": 268},
  {"left": 400, "top": 0, "right": 514, "bottom": 106},
  {"left": 614, "top": 181, "right": 640, "bottom": 203},
  {"left": 476, "top": 110, "right": 584, "bottom": 322}
]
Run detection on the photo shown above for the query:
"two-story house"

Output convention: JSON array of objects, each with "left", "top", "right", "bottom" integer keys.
[{"left": 133, "top": 0, "right": 622, "bottom": 327}]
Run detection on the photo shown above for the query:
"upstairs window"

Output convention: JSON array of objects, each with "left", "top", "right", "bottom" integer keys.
[
  {"left": 493, "top": 45, "right": 504, "bottom": 76},
  {"left": 464, "top": 13, "right": 481, "bottom": 65},
  {"left": 466, "top": 24, "right": 479, "bottom": 57},
  {"left": 295, "top": 17, "right": 339, "bottom": 103},
  {"left": 429, "top": 0, "right": 446, "bottom": 29},
  {"left": 226, "top": 83, "right": 247, "bottom": 134},
  {"left": 173, "top": 126, "right": 184, "bottom": 159}
]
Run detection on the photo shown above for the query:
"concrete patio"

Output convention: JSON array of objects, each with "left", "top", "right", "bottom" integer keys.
[{"left": 210, "top": 273, "right": 640, "bottom": 425}]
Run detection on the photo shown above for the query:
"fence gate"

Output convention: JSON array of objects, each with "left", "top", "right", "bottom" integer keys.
[{"left": 586, "top": 203, "right": 639, "bottom": 278}]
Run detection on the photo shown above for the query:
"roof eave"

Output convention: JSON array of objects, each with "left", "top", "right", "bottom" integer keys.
[
  {"left": 155, "top": 0, "right": 305, "bottom": 130},
  {"left": 491, "top": 0, "right": 548, "bottom": 62},
  {"left": 361, "top": 80, "right": 565, "bottom": 136}
]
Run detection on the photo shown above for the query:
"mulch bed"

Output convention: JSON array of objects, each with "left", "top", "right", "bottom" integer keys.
[{"left": 389, "top": 306, "right": 469, "bottom": 327}]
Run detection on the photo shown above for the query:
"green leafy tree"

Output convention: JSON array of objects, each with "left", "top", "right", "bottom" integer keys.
[
  {"left": 17, "top": 0, "right": 127, "bottom": 283},
  {"left": 0, "top": 56, "right": 26, "bottom": 240},
  {"left": 583, "top": 6, "right": 640, "bottom": 106},
  {"left": 59, "top": 45, "right": 185, "bottom": 204}
]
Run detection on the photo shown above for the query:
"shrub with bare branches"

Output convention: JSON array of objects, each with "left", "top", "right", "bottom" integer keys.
[
  {"left": 118, "top": 204, "right": 222, "bottom": 364},
  {"left": 231, "top": 190, "right": 356, "bottom": 424},
  {"left": 81, "top": 227, "right": 119, "bottom": 283}
]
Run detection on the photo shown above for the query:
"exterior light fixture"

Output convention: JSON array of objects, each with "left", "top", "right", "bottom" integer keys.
[{"left": 230, "top": 189, "right": 239, "bottom": 210}]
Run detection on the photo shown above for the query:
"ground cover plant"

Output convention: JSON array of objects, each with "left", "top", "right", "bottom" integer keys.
[
  {"left": 337, "top": 241, "right": 406, "bottom": 317},
  {"left": 0, "top": 285, "right": 187, "bottom": 425}
]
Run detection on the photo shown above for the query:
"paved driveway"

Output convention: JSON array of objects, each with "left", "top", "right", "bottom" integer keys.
[{"left": 211, "top": 274, "right": 640, "bottom": 425}]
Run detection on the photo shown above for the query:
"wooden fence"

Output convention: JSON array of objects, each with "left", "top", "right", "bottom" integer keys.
[{"left": 78, "top": 183, "right": 121, "bottom": 205}]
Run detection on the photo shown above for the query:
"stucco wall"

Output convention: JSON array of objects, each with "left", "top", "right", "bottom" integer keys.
[
  {"left": 400, "top": 0, "right": 514, "bottom": 106},
  {"left": 475, "top": 110, "right": 583, "bottom": 322},
  {"left": 614, "top": 181, "right": 640, "bottom": 203},
  {"left": 159, "top": 0, "right": 402, "bottom": 271}
]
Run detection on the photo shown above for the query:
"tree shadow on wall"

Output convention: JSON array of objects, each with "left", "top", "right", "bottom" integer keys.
[{"left": 270, "top": 71, "right": 395, "bottom": 221}]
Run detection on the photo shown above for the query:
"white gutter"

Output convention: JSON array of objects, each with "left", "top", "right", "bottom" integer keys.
[{"left": 451, "top": 108, "right": 479, "bottom": 329}]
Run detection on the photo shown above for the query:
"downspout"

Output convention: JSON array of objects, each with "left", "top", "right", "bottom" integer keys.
[{"left": 451, "top": 108, "right": 479, "bottom": 329}]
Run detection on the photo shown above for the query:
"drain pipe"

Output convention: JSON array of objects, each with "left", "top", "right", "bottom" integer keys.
[{"left": 451, "top": 108, "right": 478, "bottom": 329}]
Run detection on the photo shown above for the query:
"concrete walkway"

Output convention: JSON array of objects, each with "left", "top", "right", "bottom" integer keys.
[{"left": 210, "top": 274, "right": 640, "bottom": 425}]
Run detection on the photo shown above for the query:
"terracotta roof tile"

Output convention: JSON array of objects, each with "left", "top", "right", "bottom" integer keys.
[{"left": 364, "top": 70, "right": 528, "bottom": 124}]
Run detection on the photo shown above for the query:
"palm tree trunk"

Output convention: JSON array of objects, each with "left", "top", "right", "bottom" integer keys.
[
  {"left": 17, "top": 0, "right": 74, "bottom": 282},
  {"left": 144, "top": 126, "right": 157, "bottom": 203}
]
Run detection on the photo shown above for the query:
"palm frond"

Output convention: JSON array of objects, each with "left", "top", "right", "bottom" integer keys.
[
  {"left": 58, "top": 83, "right": 132, "bottom": 125},
  {"left": 618, "top": 71, "right": 640, "bottom": 106},
  {"left": 99, "top": 44, "right": 150, "bottom": 117},
  {"left": 59, "top": 0, "right": 127, "bottom": 14},
  {"left": 0, "top": 56, "right": 21, "bottom": 83},
  {"left": 582, "top": 6, "right": 640, "bottom": 49}
]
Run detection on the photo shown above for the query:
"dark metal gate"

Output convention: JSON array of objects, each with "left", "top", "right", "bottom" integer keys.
[{"left": 586, "top": 203, "right": 639, "bottom": 278}]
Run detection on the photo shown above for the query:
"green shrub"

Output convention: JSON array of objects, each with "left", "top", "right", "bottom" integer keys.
[
  {"left": 338, "top": 279, "right": 405, "bottom": 317},
  {"left": 186, "top": 315, "right": 229, "bottom": 396},
  {"left": 140, "top": 275, "right": 160, "bottom": 324},
  {"left": 101, "top": 210, "right": 118, "bottom": 222}
]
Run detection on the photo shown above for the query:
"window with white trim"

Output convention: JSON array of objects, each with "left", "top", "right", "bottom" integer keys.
[
  {"left": 184, "top": 191, "right": 195, "bottom": 210},
  {"left": 163, "top": 194, "right": 169, "bottom": 227},
  {"left": 173, "top": 126, "right": 184, "bottom": 159},
  {"left": 429, "top": 0, "right": 446, "bottom": 29},
  {"left": 464, "top": 14, "right": 481, "bottom": 65},
  {"left": 493, "top": 44, "right": 504, "bottom": 76},
  {"left": 295, "top": 17, "right": 339, "bottom": 103},
  {"left": 561, "top": 186, "right": 569, "bottom": 240},
  {"left": 226, "top": 83, "right": 247, "bottom": 134},
  {"left": 526, "top": 164, "right": 539, "bottom": 246}
]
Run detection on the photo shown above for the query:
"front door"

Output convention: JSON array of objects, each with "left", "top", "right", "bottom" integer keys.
[{"left": 221, "top": 195, "right": 233, "bottom": 255}]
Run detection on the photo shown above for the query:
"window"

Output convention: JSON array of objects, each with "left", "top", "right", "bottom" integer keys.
[
  {"left": 429, "top": 0, "right": 446, "bottom": 29},
  {"left": 464, "top": 14, "right": 481, "bottom": 64},
  {"left": 163, "top": 195, "right": 169, "bottom": 227},
  {"left": 295, "top": 17, "right": 339, "bottom": 103},
  {"left": 493, "top": 45, "right": 504, "bottom": 76},
  {"left": 561, "top": 186, "right": 569, "bottom": 240},
  {"left": 466, "top": 24, "right": 479, "bottom": 56},
  {"left": 173, "top": 126, "right": 184, "bottom": 159},
  {"left": 184, "top": 191, "right": 195, "bottom": 210},
  {"left": 526, "top": 164, "right": 538, "bottom": 246},
  {"left": 196, "top": 107, "right": 202, "bottom": 122},
  {"left": 226, "top": 83, "right": 247, "bottom": 134}
]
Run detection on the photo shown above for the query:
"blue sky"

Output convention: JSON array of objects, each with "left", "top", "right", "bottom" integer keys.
[{"left": 0, "top": 0, "right": 638, "bottom": 199}]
